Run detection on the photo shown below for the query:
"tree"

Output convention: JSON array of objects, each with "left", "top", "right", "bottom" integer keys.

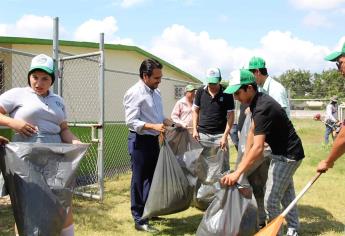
[
  {"left": 312, "top": 69, "right": 345, "bottom": 100},
  {"left": 278, "top": 69, "right": 312, "bottom": 98}
]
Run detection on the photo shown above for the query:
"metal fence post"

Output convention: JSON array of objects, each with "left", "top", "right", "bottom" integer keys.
[
  {"left": 53, "top": 17, "right": 59, "bottom": 95},
  {"left": 98, "top": 33, "right": 105, "bottom": 201}
]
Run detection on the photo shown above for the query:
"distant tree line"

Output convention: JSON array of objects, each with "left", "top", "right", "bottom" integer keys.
[{"left": 273, "top": 69, "right": 345, "bottom": 100}]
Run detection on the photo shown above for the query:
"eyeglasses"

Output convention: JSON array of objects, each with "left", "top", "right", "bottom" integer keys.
[{"left": 336, "top": 61, "right": 343, "bottom": 70}]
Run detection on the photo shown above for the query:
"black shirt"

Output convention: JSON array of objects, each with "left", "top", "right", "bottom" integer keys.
[
  {"left": 250, "top": 92, "right": 304, "bottom": 161},
  {"left": 194, "top": 85, "right": 235, "bottom": 135}
]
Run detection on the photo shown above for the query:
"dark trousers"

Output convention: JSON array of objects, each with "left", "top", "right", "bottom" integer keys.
[{"left": 128, "top": 132, "right": 160, "bottom": 225}]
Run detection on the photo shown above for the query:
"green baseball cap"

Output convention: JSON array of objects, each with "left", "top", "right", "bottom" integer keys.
[
  {"left": 206, "top": 67, "right": 221, "bottom": 84},
  {"left": 185, "top": 84, "right": 196, "bottom": 92},
  {"left": 248, "top": 56, "right": 266, "bottom": 69},
  {"left": 224, "top": 69, "right": 256, "bottom": 94},
  {"left": 325, "top": 42, "right": 345, "bottom": 61}
]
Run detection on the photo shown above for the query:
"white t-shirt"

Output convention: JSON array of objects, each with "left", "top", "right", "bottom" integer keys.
[{"left": 0, "top": 87, "right": 67, "bottom": 134}]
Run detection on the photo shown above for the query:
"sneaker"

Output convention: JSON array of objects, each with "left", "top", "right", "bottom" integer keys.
[
  {"left": 286, "top": 228, "right": 298, "bottom": 236},
  {"left": 135, "top": 223, "right": 158, "bottom": 233}
]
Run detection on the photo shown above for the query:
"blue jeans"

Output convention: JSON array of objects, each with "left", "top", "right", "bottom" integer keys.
[{"left": 324, "top": 124, "right": 334, "bottom": 144}]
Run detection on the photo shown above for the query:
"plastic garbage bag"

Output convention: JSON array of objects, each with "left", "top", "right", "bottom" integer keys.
[
  {"left": 165, "top": 128, "right": 203, "bottom": 186},
  {"left": 236, "top": 114, "right": 270, "bottom": 225},
  {"left": 192, "top": 140, "right": 229, "bottom": 210},
  {"left": 195, "top": 140, "right": 229, "bottom": 184},
  {"left": 0, "top": 171, "right": 7, "bottom": 196},
  {"left": 142, "top": 140, "right": 194, "bottom": 219},
  {"left": 196, "top": 180, "right": 257, "bottom": 236},
  {"left": 0, "top": 142, "right": 89, "bottom": 236}
]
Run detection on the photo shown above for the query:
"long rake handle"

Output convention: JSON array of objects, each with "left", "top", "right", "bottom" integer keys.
[{"left": 281, "top": 172, "right": 322, "bottom": 217}]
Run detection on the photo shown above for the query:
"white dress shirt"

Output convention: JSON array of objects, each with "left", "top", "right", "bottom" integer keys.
[{"left": 123, "top": 79, "right": 164, "bottom": 136}]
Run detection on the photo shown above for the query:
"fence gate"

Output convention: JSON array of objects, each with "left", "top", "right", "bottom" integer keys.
[{"left": 59, "top": 51, "right": 104, "bottom": 200}]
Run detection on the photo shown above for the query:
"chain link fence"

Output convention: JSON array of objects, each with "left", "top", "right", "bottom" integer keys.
[
  {"left": 59, "top": 52, "right": 103, "bottom": 198},
  {"left": 0, "top": 45, "right": 201, "bottom": 201}
]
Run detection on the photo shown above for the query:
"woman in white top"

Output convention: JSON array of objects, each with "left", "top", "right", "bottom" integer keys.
[{"left": 0, "top": 54, "right": 81, "bottom": 236}]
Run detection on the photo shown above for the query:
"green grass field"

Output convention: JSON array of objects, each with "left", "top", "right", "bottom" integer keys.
[{"left": 0, "top": 119, "right": 345, "bottom": 235}]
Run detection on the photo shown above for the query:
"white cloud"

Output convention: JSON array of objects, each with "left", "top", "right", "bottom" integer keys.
[
  {"left": 74, "top": 16, "right": 134, "bottom": 45},
  {"left": 302, "top": 11, "right": 332, "bottom": 28},
  {"left": 150, "top": 24, "right": 333, "bottom": 81},
  {"left": 290, "top": 0, "right": 345, "bottom": 10},
  {"left": 119, "top": 0, "right": 146, "bottom": 8},
  {"left": 0, "top": 15, "right": 63, "bottom": 39}
]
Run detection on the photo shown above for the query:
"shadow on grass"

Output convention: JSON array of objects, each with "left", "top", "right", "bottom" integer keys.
[
  {"left": 73, "top": 200, "right": 129, "bottom": 232},
  {"left": 153, "top": 213, "right": 204, "bottom": 235},
  {"left": 299, "top": 204, "right": 344, "bottom": 235},
  {"left": 0, "top": 204, "right": 14, "bottom": 235}
]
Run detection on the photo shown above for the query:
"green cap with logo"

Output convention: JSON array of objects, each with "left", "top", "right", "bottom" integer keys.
[
  {"left": 325, "top": 42, "right": 345, "bottom": 61},
  {"left": 206, "top": 67, "right": 222, "bottom": 84},
  {"left": 224, "top": 69, "right": 256, "bottom": 94},
  {"left": 185, "top": 84, "right": 196, "bottom": 92},
  {"left": 248, "top": 56, "right": 266, "bottom": 69}
]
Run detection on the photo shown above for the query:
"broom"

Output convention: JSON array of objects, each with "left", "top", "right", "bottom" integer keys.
[{"left": 254, "top": 172, "right": 322, "bottom": 236}]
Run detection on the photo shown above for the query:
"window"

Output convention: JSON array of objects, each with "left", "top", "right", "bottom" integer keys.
[{"left": 174, "top": 85, "right": 185, "bottom": 99}]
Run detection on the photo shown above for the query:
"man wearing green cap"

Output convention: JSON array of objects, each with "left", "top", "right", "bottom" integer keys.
[
  {"left": 317, "top": 41, "right": 345, "bottom": 173},
  {"left": 192, "top": 67, "right": 235, "bottom": 169},
  {"left": 248, "top": 56, "right": 290, "bottom": 117},
  {"left": 248, "top": 56, "right": 291, "bottom": 229},
  {"left": 192, "top": 67, "right": 235, "bottom": 147},
  {"left": 220, "top": 69, "right": 305, "bottom": 236}
]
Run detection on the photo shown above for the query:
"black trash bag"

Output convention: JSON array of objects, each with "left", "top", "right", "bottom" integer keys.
[
  {"left": 196, "top": 180, "right": 257, "bottom": 236},
  {"left": 165, "top": 128, "right": 203, "bottom": 186},
  {"left": 0, "top": 142, "right": 89, "bottom": 236},
  {"left": 192, "top": 179, "right": 219, "bottom": 211},
  {"left": 142, "top": 140, "right": 194, "bottom": 219},
  {"left": 0, "top": 171, "right": 7, "bottom": 196},
  {"left": 195, "top": 141, "right": 229, "bottom": 184},
  {"left": 192, "top": 141, "right": 229, "bottom": 210}
]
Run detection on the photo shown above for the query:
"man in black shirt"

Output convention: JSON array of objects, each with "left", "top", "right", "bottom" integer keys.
[
  {"left": 193, "top": 67, "right": 235, "bottom": 154},
  {"left": 221, "top": 69, "right": 304, "bottom": 236}
]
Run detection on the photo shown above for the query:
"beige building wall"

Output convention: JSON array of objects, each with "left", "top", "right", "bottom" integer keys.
[{"left": 0, "top": 40, "right": 201, "bottom": 123}]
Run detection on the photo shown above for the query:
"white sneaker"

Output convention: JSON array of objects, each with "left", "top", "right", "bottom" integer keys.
[{"left": 286, "top": 228, "right": 298, "bottom": 236}]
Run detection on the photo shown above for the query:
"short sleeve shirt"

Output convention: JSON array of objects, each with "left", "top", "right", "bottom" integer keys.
[
  {"left": 260, "top": 76, "right": 290, "bottom": 118},
  {"left": 250, "top": 92, "right": 304, "bottom": 160},
  {"left": 194, "top": 85, "right": 235, "bottom": 135},
  {"left": 0, "top": 87, "right": 67, "bottom": 134}
]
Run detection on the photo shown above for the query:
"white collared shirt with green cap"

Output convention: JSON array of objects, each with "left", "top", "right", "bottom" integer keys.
[{"left": 259, "top": 76, "right": 290, "bottom": 118}]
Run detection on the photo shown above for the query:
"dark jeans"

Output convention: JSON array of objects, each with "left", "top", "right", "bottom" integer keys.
[{"left": 128, "top": 132, "right": 160, "bottom": 225}]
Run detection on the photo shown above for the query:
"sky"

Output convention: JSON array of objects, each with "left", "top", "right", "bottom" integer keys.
[{"left": 1, "top": 0, "right": 345, "bottom": 81}]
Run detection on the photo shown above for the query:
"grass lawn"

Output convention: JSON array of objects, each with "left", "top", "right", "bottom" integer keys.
[{"left": 1, "top": 119, "right": 345, "bottom": 235}]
